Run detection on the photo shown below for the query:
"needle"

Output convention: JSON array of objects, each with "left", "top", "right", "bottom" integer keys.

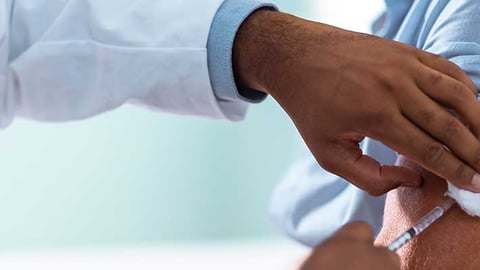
[{"left": 387, "top": 196, "right": 456, "bottom": 252}]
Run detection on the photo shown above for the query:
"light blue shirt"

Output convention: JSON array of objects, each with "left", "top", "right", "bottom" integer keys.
[{"left": 269, "top": 0, "right": 480, "bottom": 247}]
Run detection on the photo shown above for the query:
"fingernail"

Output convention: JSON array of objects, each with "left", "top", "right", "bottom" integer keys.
[{"left": 472, "top": 174, "right": 480, "bottom": 191}]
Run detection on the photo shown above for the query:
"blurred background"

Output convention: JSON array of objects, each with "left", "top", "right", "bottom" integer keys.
[{"left": 0, "top": 0, "right": 384, "bottom": 267}]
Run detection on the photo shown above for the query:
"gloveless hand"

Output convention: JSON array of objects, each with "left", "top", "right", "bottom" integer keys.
[
  {"left": 233, "top": 10, "right": 480, "bottom": 195},
  {"left": 301, "top": 222, "right": 400, "bottom": 270}
]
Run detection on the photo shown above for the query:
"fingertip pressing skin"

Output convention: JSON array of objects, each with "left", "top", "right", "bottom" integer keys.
[
  {"left": 320, "top": 140, "right": 421, "bottom": 196},
  {"left": 380, "top": 165, "right": 423, "bottom": 187}
]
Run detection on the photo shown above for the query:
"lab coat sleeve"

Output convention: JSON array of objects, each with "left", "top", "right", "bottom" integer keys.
[
  {"left": 420, "top": 0, "right": 480, "bottom": 90},
  {"left": 0, "top": 0, "right": 272, "bottom": 128}
]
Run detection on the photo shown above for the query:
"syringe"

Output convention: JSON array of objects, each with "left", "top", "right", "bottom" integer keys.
[{"left": 387, "top": 196, "right": 456, "bottom": 252}]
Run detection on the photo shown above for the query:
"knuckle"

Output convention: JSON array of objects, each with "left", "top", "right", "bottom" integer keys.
[
  {"left": 424, "top": 142, "right": 446, "bottom": 167},
  {"left": 418, "top": 109, "right": 435, "bottom": 125},
  {"left": 448, "top": 87, "right": 469, "bottom": 105},
  {"left": 445, "top": 61, "right": 463, "bottom": 77},
  {"left": 444, "top": 118, "right": 462, "bottom": 140},
  {"left": 467, "top": 83, "right": 478, "bottom": 96},
  {"left": 449, "top": 82, "right": 474, "bottom": 103},
  {"left": 365, "top": 109, "right": 395, "bottom": 132},
  {"left": 461, "top": 84, "right": 476, "bottom": 100},
  {"left": 453, "top": 163, "right": 469, "bottom": 180},
  {"left": 428, "top": 71, "right": 443, "bottom": 86},
  {"left": 316, "top": 154, "right": 339, "bottom": 173},
  {"left": 468, "top": 86, "right": 478, "bottom": 97},
  {"left": 426, "top": 51, "right": 441, "bottom": 59},
  {"left": 380, "top": 71, "right": 399, "bottom": 88},
  {"left": 452, "top": 81, "right": 466, "bottom": 94}
]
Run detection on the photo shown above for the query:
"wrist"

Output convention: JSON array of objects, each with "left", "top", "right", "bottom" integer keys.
[
  {"left": 232, "top": 10, "right": 299, "bottom": 95},
  {"left": 232, "top": 10, "right": 341, "bottom": 98}
]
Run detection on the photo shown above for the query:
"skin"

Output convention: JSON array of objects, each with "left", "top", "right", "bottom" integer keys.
[
  {"left": 233, "top": 9, "right": 480, "bottom": 195},
  {"left": 376, "top": 156, "right": 480, "bottom": 270},
  {"left": 302, "top": 222, "right": 400, "bottom": 270}
]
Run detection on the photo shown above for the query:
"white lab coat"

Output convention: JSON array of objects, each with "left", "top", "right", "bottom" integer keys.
[{"left": 0, "top": 0, "right": 236, "bottom": 128}]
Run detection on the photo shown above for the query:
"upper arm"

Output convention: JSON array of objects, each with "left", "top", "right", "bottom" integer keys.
[{"left": 420, "top": 0, "right": 480, "bottom": 89}]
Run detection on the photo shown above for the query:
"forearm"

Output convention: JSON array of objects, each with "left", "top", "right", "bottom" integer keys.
[
  {"left": 233, "top": 9, "right": 297, "bottom": 94},
  {"left": 231, "top": 2, "right": 480, "bottom": 198},
  {"left": 232, "top": 9, "right": 341, "bottom": 96}
]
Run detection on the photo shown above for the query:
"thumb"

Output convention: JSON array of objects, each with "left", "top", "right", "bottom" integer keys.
[
  {"left": 333, "top": 222, "right": 374, "bottom": 242},
  {"left": 319, "top": 139, "right": 422, "bottom": 196}
]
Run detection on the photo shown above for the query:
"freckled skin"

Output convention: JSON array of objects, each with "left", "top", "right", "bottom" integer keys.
[{"left": 375, "top": 156, "right": 480, "bottom": 270}]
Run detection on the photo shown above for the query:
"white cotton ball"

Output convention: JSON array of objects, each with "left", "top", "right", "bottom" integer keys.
[{"left": 447, "top": 182, "right": 480, "bottom": 217}]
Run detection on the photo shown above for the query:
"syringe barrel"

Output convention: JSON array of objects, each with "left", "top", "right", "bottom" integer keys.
[
  {"left": 387, "top": 197, "right": 455, "bottom": 252},
  {"left": 412, "top": 207, "right": 445, "bottom": 234},
  {"left": 412, "top": 197, "right": 456, "bottom": 234}
]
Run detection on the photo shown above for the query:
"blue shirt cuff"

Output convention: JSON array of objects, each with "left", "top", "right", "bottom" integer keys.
[{"left": 207, "top": 0, "right": 278, "bottom": 104}]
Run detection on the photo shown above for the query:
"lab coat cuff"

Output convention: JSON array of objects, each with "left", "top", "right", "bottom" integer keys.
[{"left": 208, "top": 0, "right": 278, "bottom": 104}]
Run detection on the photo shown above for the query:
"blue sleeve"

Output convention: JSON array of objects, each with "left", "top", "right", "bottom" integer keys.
[
  {"left": 269, "top": 138, "right": 392, "bottom": 247},
  {"left": 419, "top": 0, "right": 480, "bottom": 91},
  {"left": 207, "top": 0, "right": 278, "bottom": 104}
]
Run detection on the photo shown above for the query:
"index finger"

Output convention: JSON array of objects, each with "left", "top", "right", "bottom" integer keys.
[{"left": 317, "top": 139, "right": 422, "bottom": 196}]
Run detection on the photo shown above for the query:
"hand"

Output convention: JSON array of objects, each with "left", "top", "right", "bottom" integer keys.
[
  {"left": 301, "top": 222, "right": 400, "bottom": 270},
  {"left": 233, "top": 10, "right": 480, "bottom": 195}
]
